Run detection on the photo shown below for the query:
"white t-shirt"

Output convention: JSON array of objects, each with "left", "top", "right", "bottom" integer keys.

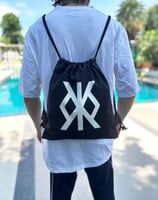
[{"left": 19, "top": 6, "right": 139, "bottom": 173}]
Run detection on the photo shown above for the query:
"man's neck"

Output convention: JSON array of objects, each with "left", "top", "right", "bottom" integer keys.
[
  {"left": 64, "top": 4, "right": 88, "bottom": 6},
  {"left": 61, "top": 0, "right": 89, "bottom": 6}
]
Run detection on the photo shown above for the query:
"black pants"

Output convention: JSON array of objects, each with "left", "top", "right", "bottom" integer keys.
[{"left": 50, "top": 157, "right": 115, "bottom": 200}]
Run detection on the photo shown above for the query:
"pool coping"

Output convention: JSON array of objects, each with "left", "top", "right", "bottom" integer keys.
[
  {"left": 138, "top": 76, "right": 158, "bottom": 86},
  {"left": 0, "top": 70, "right": 16, "bottom": 84}
]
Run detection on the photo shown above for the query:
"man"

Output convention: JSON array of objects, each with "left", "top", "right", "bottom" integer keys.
[{"left": 19, "top": 0, "right": 139, "bottom": 199}]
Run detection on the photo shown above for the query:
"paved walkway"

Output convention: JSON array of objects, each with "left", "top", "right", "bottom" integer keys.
[{"left": 0, "top": 101, "right": 158, "bottom": 200}]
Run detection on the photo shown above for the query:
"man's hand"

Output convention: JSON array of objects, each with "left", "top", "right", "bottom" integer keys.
[
  {"left": 24, "top": 97, "right": 42, "bottom": 142},
  {"left": 37, "top": 130, "right": 42, "bottom": 142},
  {"left": 116, "top": 96, "right": 135, "bottom": 137},
  {"left": 116, "top": 123, "right": 121, "bottom": 137}
]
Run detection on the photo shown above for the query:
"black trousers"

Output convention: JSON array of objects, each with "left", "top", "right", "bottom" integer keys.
[{"left": 50, "top": 157, "right": 115, "bottom": 200}]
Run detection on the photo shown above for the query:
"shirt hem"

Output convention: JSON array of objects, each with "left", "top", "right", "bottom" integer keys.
[{"left": 46, "top": 154, "right": 112, "bottom": 173}]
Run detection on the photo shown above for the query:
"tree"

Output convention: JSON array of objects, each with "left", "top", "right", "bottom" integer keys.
[
  {"left": 145, "top": 5, "right": 158, "bottom": 31},
  {"left": 1, "top": 13, "right": 24, "bottom": 44},
  {"left": 116, "top": 0, "right": 145, "bottom": 40},
  {"left": 136, "top": 30, "right": 158, "bottom": 68},
  {"left": 0, "top": 36, "right": 10, "bottom": 44}
]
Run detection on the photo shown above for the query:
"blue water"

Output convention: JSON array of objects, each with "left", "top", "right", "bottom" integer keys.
[
  {"left": 136, "top": 81, "right": 158, "bottom": 102},
  {"left": 0, "top": 77, "right": 158, "bottom": 115},
  {"left": 0, "top": 78, "right": 26, "bottom": 115}
]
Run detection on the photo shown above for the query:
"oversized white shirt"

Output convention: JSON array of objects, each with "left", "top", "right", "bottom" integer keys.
[{"left": 19, "top": 6, "right": 139, "bottom": 173}]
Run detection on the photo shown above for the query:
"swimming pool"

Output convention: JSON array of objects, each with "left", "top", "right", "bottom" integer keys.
[
  {"left": 136, "top": 81, "right": 158, "bottom": 102},
  {"left": 0, "top": 77, "right": 158, "bottom": 115},
  {"left": 0, "top": 77, "right": 26, "bottom": 115}
]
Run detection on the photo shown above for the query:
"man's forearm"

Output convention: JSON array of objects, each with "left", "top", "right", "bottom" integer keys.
[
  {"left": 24, "top": 97, "right": 41, "bottom": 133},
  {"left": 117, "top": 96, "right": 135, "bottom": 121}
]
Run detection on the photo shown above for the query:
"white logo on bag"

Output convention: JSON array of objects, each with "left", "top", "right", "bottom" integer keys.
[{"left": 60, "top": 81, "right": 100, "bottom": 131}]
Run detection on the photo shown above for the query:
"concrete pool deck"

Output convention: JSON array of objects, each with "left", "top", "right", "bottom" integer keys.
[
  {"left": 0, "top": 101, "right": 158, "bottom": 200},
  {"left": 0, "top": 68, "right": 158, "bottom": 199}
]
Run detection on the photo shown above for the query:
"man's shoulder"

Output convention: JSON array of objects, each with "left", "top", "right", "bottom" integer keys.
[
  {"left": 108, "top": 17, "right": 126, "bottom": 36},
  {"left": 26, "top": 15, "right": 46, "bottom": 37}
]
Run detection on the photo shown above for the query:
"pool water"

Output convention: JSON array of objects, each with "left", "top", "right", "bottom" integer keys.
[
  {"left": 0, "top": 78, "right": 26, "bottom": 115},
  {"left": 0, "top": 77, "right": 158, "bottom": 115},
  {"left": 136, "top": 81, "right": 158, "bottom": 102}
]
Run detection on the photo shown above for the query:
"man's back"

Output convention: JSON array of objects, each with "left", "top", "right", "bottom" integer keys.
[
  {"left": 24, "top": 6, "right": 126, "bottom": 102},
  {"left": 20, "top": 5, "right": 139, "bottom": 173}
]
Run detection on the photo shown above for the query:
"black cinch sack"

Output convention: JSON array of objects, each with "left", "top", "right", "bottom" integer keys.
[{"left": 41, "top": 15, "right": 126, "bottom": 140}]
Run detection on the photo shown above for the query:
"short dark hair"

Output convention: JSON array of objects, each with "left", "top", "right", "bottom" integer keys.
[
  {"left": 52, "top": 0, "right": 61, "bottom": 6},
  {"left": 52, "top": 0, "right": 89, "bottom": 6},
  {"left": 52, "top": 0, "right": 59, "bottom": 6}
]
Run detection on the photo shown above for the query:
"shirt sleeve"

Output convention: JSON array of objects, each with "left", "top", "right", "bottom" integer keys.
[
  {"left": 19, "top": 30, "right": 41, "bottom": 98},
  {"left": 114, "top": 24, "right": 139, "bottom": 98}
]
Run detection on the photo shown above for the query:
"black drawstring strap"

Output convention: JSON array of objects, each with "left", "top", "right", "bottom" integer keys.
[
  {"left": 94, "top": 15, "right": 111, "bottom": 58},
  {"left": 42, "top": 14, "right": 61, "bottom": 58}
]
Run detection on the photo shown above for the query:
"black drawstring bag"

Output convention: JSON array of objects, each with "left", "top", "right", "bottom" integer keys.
[{"left": 41, "top": 15, "right": 126, "bottom": 140}]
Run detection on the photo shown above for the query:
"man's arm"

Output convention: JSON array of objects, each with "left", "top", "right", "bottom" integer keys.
[
  {"left": 24, "top": 97, "right": 42, "bottom": 142},
  {"left": 115, "top": 96, "right": 135, "bottom": 135},
  {"left": 117, "top": 96, "right": 135, "bottom": 121}
]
